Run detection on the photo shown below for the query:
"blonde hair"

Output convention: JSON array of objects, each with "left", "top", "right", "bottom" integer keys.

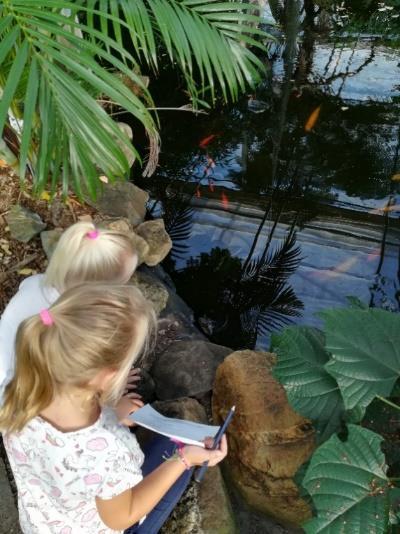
[
  {"left": 0, "top": 284, "right": 156, "bottom": 433},
  {"left": 44, "top": 222, "right": 138, "bottom": 292}
]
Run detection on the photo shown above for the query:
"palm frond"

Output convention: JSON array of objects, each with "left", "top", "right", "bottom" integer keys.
[
  {"left": 242, "top": 231, "right": 302, "bottom": 283},
  {"left": 1, "top": 1, "right": 159, "bottom": 196},
  {"left": 108, "top": 0, "right": 270, "bottom": 103}
]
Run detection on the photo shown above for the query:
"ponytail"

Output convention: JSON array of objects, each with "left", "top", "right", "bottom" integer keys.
[
  {"left": 0, "top": 317, "right": 55, "bottom": 432},
  {"left": 44, "top": 221, "right": 137, "bottom": 292}
]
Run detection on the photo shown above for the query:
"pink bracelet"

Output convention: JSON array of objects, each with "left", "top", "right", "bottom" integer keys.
[
  {"left": 176, "top": 446, "right": 191, "bottom": 470},
  {"left": 170, "top": 439, "right": 191, "bottom": 470}
]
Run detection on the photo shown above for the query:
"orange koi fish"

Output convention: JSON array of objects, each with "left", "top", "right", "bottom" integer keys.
[
  {"left": 305, "top": 105, "right": 321, "bottom": 132},
  {"left": 199, "top": 134, "right": 216, "bottom": 148}
]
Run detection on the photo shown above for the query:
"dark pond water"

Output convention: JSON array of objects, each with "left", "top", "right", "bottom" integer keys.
[{"left": 139, "top": 19, "right": 400, "bottom": 350}]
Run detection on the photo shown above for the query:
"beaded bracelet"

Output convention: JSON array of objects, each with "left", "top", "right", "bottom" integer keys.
[{"left": 163, "top": 439, "right": 191, "bottom": 470}]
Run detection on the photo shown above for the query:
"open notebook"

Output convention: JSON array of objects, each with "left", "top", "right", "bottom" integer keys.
[{"left": 129, "top": 405, "right": 219, "bottom": 447}]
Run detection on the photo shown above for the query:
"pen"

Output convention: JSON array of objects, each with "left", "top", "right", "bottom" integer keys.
[{"left": 194, "top": 405, "right": 235, "bottom": 483}]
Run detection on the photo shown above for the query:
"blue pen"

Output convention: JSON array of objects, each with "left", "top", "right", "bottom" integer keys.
[{"left": 194, "top": 405, "right": 235, "bottom": 483}]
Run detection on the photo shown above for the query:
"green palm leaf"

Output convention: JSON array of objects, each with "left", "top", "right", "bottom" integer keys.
[
  {"left": 322, "top": 308, "right": 400, "bottom": 411},
  {"left": 1, "top": 1, "right": 268, "bottom": 196},
  {"left": 303, "top": 425, "right": 390, "bottom": 533},
  {"left": 272, "top": 326, "right": 345, "bottom": 442}
]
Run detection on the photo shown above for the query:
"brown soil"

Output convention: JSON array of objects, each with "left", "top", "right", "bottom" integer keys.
[{"left": 0, "top": 166, "right": 97, "bottom": 311}]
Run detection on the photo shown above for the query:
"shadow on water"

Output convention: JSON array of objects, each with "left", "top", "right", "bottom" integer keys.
[{"left": 139, "top": 0, "right": 400, "bottom": 350}]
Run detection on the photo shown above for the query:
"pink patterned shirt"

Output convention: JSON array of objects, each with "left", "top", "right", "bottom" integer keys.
[{"left": 3, "top": 408, "right": 144, "bottom": 533}]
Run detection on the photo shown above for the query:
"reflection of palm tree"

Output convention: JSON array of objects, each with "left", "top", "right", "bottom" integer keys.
[{"left": 174, "top": 231, "right": 303, "bottom": 349}]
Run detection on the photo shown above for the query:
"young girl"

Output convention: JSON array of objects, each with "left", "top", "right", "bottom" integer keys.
[
  {"left": 0, "top": 221, "right": 139, "bottom": 403},
  {"left": 0, "top": 284, "right": 227, "bottom": 534}
]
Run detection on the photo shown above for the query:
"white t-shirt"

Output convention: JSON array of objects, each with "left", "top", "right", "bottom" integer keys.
[
  {"left": 3, "top": 407, "right": 144, "bottom": 534},
  {"left": 0, "top": 274, "right": 59, "bottom": 404}
]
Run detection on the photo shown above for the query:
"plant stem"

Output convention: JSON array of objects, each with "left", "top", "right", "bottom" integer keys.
[{"left": 377, "top": 395, "right": 400, "bottom": 411}]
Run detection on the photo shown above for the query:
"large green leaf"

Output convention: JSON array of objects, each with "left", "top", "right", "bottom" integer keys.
[
  {"left": 272, "top": 326, "right": 344, "bottom": 442},
  {"left": 303, "top": 425, "right": 390, "bottom": 533},
  {"left": 322, "top": 308, "right": 400, "bottom": 411}
]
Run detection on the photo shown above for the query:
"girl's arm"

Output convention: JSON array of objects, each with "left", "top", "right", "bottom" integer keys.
[{"left": 96, "top": 436, "right": 227, "bottom": 531}]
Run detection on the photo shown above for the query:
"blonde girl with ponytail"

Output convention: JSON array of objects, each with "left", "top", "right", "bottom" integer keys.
[
  {"left": 0, "top": 284, "right": 227, "bottom": 534},
  {"left": 0, "top": 221, "right": 140, "bottom": 404}
]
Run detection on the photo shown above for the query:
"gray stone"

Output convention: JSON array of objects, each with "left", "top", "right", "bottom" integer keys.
[
  {"left": 130, "top": 233, "right": 150, "bottom": 265},
  {"left": 0, "top": 457, "right": 21, "bottom": 533},
  {"left": 152, "top": 341, "right": 232, "bottom": 400},
  {"left": 135, "top": 219, "right": 172, "bottom": 266},
  {"left": 129, "top": 271, "right": 169, "bottom": 316},
  {"left": 6, "top": 205, "right": 46, "bottom": 243},
  {"left": 97, "top": 216, "right": 133, "bottom": 233},
  {"left": 155, "top": 398, "right": 236, "bottom": 534},
  {"left": 90, "top": 182, "right": 149, "bottom": 227},
  {"left": 40, "top": 228, "right": 63, "bottom": 259}
]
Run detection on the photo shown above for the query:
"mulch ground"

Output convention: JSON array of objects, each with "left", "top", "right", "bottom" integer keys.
[{"left": 0, "top": 166, "right": 97, "bottom": 311}]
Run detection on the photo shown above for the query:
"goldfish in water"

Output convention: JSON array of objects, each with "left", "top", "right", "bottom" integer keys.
[
  {"left": 305, "top": 105, "right": 321, "bottom": 132},
  {"left": 199, "top": 134, "right": 217, "bottom": 148}
]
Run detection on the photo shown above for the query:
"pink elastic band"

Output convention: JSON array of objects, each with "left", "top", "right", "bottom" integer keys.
[
  {"left": 39, "top": 309, "right": 54, "bottom": 326},
  {"left": 86, "top": 230, "right": 99, "bottom": 240}
]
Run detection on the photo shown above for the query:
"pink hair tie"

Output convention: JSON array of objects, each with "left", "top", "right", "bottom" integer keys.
[
  {"left": 86, "top": 229, "right": 99, "bottom": 240},
  {"left": 39, "top": 309, "right": 54, "bottom": 326}
]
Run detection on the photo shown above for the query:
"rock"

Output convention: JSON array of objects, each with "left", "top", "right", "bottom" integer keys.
[
  {"left": 152, "top": 341, "right": 231, "bottom": 400},
  {"left": 129, "top": 271, "right": 169, "bottom": 316},
  {"left": 212, "top": 350, "right": 315, "bottom": 527},
  {"left": 40, "top": 228, "right": 63, "bottom": 259},
  {"left": 130, "top": 233, "right": 150, "bottom": 265},
  {"left": 90, "top": 181, "right": 149, "bottom": 227},
  {"left": 98, "top": 216, "right": 133, "bottom": 233},
  {"left": 155, "top": 398, "right": 236, "bottom": 534},
  {"left": 6, "top": 205, "right": 46, "bottom": 243},
  {"left": 0, "top": 457, "right": 21, "bottom": 533},
  {"left": 135, "top": 219, "right": 172, "bottom": 266}
]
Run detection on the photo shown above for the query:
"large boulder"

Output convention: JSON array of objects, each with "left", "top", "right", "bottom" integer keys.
[
  {"left": 155, "top": 398, "right": 236, "bottom": 534},
  {"left": 212, "top": 350, "right": 315, "bottom": 527},
  {"left": 152, "top": 341, "right": 231, "bottom": 400},
  {"left": 90, "top": 182, "right": 149, "bottom": 227},
  {"left": 6, "top": 205, "right": 46, "bottom": 243},
  {"left": 135, "top": 219, "right": 172, "bottom": 266}
]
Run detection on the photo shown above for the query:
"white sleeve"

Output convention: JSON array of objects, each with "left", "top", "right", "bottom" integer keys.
[{"left": 0, "top": 305, "right": 19, "bottom": 404}]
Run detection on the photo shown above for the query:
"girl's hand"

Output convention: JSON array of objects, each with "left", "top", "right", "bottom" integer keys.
[
  {"left": 123, "top": 368, "right": 142, "bottom": 400},
  {"left": 115, "top": 396, "right": 144, "bottom": 427},
  {"left": 182, "top": 435, "right": 228, "bottom": 467}
]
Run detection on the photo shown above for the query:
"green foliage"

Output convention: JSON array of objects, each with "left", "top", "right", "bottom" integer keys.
[
  {"left": 0, "top": 0, "right": 269, "bottom": 197},
  {"left": 303, "top": 425, "right": 390, "bottom": 534},
  {"left": 272, "top": 326, "right": 344, "bottom": 441},
  {"left": 322, "top": 308, "right": 400, "bottom": 411},
  {"left": 271, "top": 304, "right": 400, "bottom": 532}
]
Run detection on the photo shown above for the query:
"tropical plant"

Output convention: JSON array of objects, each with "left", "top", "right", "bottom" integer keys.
[
  {"left": 271, "top": 302, "right": 400, "bottom": 533},
  {"left": 0, "top": 0, "right": 269, "bottom": 198}
]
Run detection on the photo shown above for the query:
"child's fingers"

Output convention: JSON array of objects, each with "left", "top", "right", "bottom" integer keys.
[
  {"left": 207, "top": 436, "right": 228, "bottom": 466},
  {"left": 130, "top": 399, "right": 144, "bottom": 409},
  {"left": 124, "top": 392, "right": 142, "bottom": 400},
  {"left": 203, "top": 437, "right": 214, "bottom": 449}
]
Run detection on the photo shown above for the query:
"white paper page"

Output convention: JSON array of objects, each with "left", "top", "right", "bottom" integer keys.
[{"left": 129, "top": 405, "right": 219, "bottom": 447}]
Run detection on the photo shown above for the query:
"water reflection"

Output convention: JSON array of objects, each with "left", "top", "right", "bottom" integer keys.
[{"left": 142, "top": 0, "right": 400, "bottom": 348}]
